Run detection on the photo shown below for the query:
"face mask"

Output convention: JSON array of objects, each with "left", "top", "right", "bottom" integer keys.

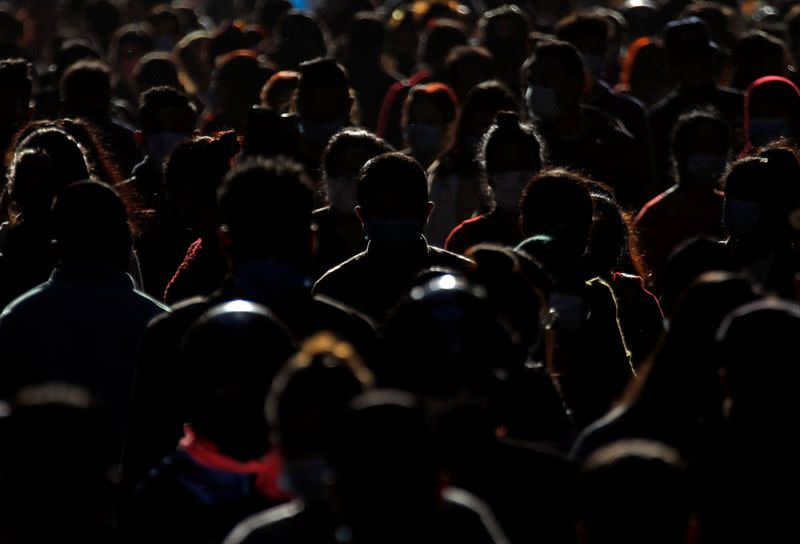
[
  {"left": 526, "top": 85, "right": 560, "bottom": 121},
  {"left": 405, "top": 123, "right": 443, "bottom": 155},
  {"left": 724, "top": 199, "right": 762, "bottom": 238},
  {"left": 749, "top": 117, "right": 789, "bottom": 148},
  {"left": 492, "top": 170, "right": 534, "bottom": 209},
  {"left": 685, "top": 154, "right": 727, "bottom": 185},
  {"left": 146, "top": 131, "right": 190, "bottom": 168},
  {"left": 584, "top": 54, "right": 606, "bottom": 81},
  {"left": 278, "top": 456, "right": 330, "bottom": 500},
  {"left": 365, "top": 218, "right": 424, "bottom": 248},
  {"left": 326, "top": 177, "right": 357, "bottom": 213},
  {"left": 300, "top": 119, "right": 345, "bottom": 146}
]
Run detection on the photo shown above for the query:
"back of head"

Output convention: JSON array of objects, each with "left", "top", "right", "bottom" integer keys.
[
  {"left": 555, "top": 12, "right": 610, "bottom": 58},
  {"left": 182, "top": 300, "right": 296, "bottom": 460},
  {"left": 275, "top": 11, "right": 328, "bottom": 70},
  {"left": 444, "top": 45, "right": 496, "bottom": 100},
  {"left": 260, "top": 70, "right": 300, "bottom": 112},
  {"left": 520, "top": 169, "right": 594, "bottom": 261},
  {"left": 296, "top": 57, "right": 351, "bottom": 123},
  {"left": 522, "top": 40, "right": 585, "bottom": 113},
  {"left": 267, "top": 333, "right": 373, "bottom": 472},
  {"left": 51, "top": 180, "right": 132, "bottom": 268},
  {"left": 480, "top": 5, "right": 530, "bottom": 56},
  {"left": 15, "top": 127, "right": 90, "bottom": 197},
  {"left": 138, "top": 85, "right": 197, "bottom": 134},
  {"left": 134, "top": 52, "right": 181, "bottom": 94},
  {"left": 420, "top": 19, "right": 468, "bottom": 72},
  {"left": 347, "top": 12, "right": 385, "bottom": 60},
  {"left": 0, "top": 58, "right": 32, "bottom": 125},
  {"left": 55, "top": 39, "right": 102, "bottom": 77},
  {"left": 580, "top": 440, "right": 690, "bottom": 544},
  {"left": 218, "top": 156, "right": 313, "bottom": 263},
  {"left": 213, "top": 51, "right": 273, "bottom": 111},
  {"left": 732, "top": 31, "right": 787, "bottom": 90},
  {"left": 60, "top": 60, "right": 112, "bottom": 120},
  {"left": 356, "top": 152, "right": 429, "bottom": 222}
]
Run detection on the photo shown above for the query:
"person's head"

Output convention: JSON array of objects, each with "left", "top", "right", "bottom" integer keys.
[
  {"left": 402, "top": 82, "right": 458, "bottom": 161},
  {"left": 555, "top": 12, "right": 611, "bottom": 82},
  {"left": 0, "top": 59, "right": 32, "bottom": 140},
  {"left": 731, "top": 31, "right": 787, "bottom": 91},
  {"left": 182, "top": 300, "right": 295, "bottom": 461},
  {"left": 164, "top": 132, "right": 239, "bottom": 231},
  {"left": 444, "top": 45, "right": 496, "bottom": 102},
  {"left": 137, "top": 86, "right": 198, "bottom": 167},
  {"left": 110, "top": 23, "right": 155, "bottom": 87},
  {"left": 418, "top": 19, "right": 467, "bottom": 77},
  {"left": 175, "top": 30, "right": 212, "bottom": 95},
  {"left": 355, "top": 152, "right": 433, "bottom": 246},
  {"left": 133, "top": 52, "right": 182, "bottom": 98},
  {"left": 60, "top": 60, "right": 112, "bottom": 121},
  {"left": 218, "top": 156, "right": 313, "bottom": 266},
  {"left": 722, "top": 156, "right": 771, "bottom": 240},
  {"left": 260, "top": 70, "right": 300, "bottom": 113},
  {"left": 785, "top": 4, "right": 800, "bottom": 65},
  {"left": 579, "top": 440, "right": 691, "bottom": 544},
  {"left": 663, "top": 17, "right": 717, "bottom": 88},
  {"left": 345, "top": 12, "right": 385, "bottom": 64},
  {"left": 322, "top": 128, "right": 393, "bottom": 214},
  {"left": 618, "top": 37, "right": 669, "bottom": 106},
  {"left": 0, "top": 3, "right": 22, "bottom": 54},
  {"left": 585, "top": 186, "right": 645, "bottom": 279},
  {"left": 479, "top": 5, "right": 530, "bottom": 89},
  {"left": 51, "top": 180, "right": 132, "bottom": 269},
  {"left": 267, "top": 332, "right": 374, "bottom": 499},
  {"left": 294, "top": 57, "right": 352, "bottom": 147},
  {"left": 671, "top": 110, "right": 731, "bottom": 188},
  {"left": 54, "top": 39, "right": 102, "bottom": 80},
  {"left": 84, "top": 0, "right": 121, "bottom": 51},
  {"left": 147, "top": 3, "right": 182, "bottom": 52},
  {"left": 207, "top": 22, "right": 259, "bottom": 64},
  {"left": 272, "top": 11, "right": 328, "bottom": 70},
  {"left": 520, "top": 169, "right": 594, "bottom": 264},
  {"left": 454, "top": 80, "right": 517, "bottom": 156},
  {"left": 481, "top": 111, "right": 543, "bottom": 211},
  {"left": 522, "top": 40, "right": 585, "bottom": 122},
  {"left": 211, "top": 51, "right": 274, "bottom": 129},
  {"left": 745, "top": 76, "right": 800, "bottom": 149}
]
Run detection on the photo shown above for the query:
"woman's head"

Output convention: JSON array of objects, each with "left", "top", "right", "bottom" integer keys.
[
  {"left": 453, "top": 80, "right": 517, "bottom": 157},
  {"left": 585, "top": 186, "right": 645, "bottom": 279}
]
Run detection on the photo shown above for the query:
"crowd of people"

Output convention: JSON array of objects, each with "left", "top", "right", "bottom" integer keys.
[{"left": 0, "top": 0, "right": 798, "bottom": 542}]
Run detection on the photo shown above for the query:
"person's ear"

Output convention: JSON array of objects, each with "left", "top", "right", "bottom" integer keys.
[
  {"left": 425, "top": 201, "right": 435, "bottom": 223},
  {"left": 134, "top": 130, "right": 144, "bottom": 148}
]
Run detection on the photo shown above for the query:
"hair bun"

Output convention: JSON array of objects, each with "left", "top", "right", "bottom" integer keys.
[{"left": 494, "top": 110, "right": 520, "bottom": 129}]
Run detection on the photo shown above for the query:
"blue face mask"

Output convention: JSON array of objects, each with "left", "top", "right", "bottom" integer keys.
[
  {"left": 365, "top": 218, "right": 424, "bottom": 248},
  {"left": 300, "top": 119, "right": 345, "bottom": 146},
  {"left": 526, "top": 85, "right": 560, "bottom": 121},
  {"left": 724, "top": 199, "right": 762, "bottom": 238},
  {"left": 405, "top": 123, "right": 443, "bottom": 155},
  {"left": 749, "top": 117, "right": 789, "bottom": 148},
  {"left": 584, "top": 54, "right": 606, "bottom": 81},
  {"left": 492, "top": 170, "right": 535, "bottom": 209},
  {"left": 685, "top": 154, "right": 728, "bottom": 185},
  {"left": 146, "top": 131, "right": 191, "bottom": 168}
]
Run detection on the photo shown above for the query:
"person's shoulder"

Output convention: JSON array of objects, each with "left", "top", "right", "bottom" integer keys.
[
  {"left": 132, "top": 287, "right": 171, "bottom": 314},
  {"left": 635, "top": 187, "right": 676, "bottom": 224},
  {"left": 223, "top": 501, "right": 305, "bottom": 544},
  {"left": 313, "top": 251, "right": 368, "bottom": 292},
  {"left": 0, "top": 281, "right": 50, "bottom": 320},
  {"left": 585, "top": 106, "right": 635, "bottom": 140},
  {"left": 145, "top": 295, "right": 212, "bottom": 333},
  {"left": 429, "top": 244, "right": 475, "bottom": 267},
  {"left": 717, "top": 85, "right": 745, "bottom": 100},
  {"left": 646, "top": 90, "right": 680, "bottom": 116},
  {"left": 441, "top": 487, "right": 509, "bottom": 544},
  {"left": 570, "top": 405, "right": 628, "bottom": 461}
]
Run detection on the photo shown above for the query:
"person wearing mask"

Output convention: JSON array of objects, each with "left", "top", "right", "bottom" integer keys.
[
  {"left": 60, "top": 60, "right": 142, "bottom": 176},
  {"left": 648, "top": 17, "right": 743, "bottom": 190},
  {"left": 401, "top": 83, "right": 458, "bottom": 170},
  {"left": 0, "top": 181, "right": 168, "bottom": 457},
  {"left": 615, "top": 37, "right": 670, "bottom": 108},
  {"left": 478, "top": 5, "right": 531, "bottom": 100},
  {"left": 269, "top": 11, "right": 328, "bottom": 71},
  {"left": 443, "top": 45, "right": 497, "bottom": 103},
  {"left": 636, "top": 110, "right": 731, "bottom": 287},
  {"left": 377, "top": 19, "right": 467, "bottom": 148},
  {"left": 555, "top": 12, "right": 650, "bottom": 143},
  {"left": 294, "top": 58, "right": 353, "bottom": 183},
  {"left": 426, "top": 81, "right": 517, "bottom": 247},
  {"left": 313, "top": 128, "right": 393, "bottom": 277},
  {"left": 223, "top": 333, "right": 375, "bottom": 544},
  {"left": 446, "top": 111, "right": 543, "bottom": 255},
  {"left": 125, "top": 157, "right": 376, "bottom": 490},
  {"left": 314, "top": 152, "right": 472, "bottom": 321},
  {"left": 522, "top": 41, "right": 646, "bottom": 210},
  {"left": 129, "top": 301, "right": 296, "bottom": 544},
  {"left": 342, "top": 12, "right": 402, "bottom": 132},
  {"left": 741, "top": 76, "right": 800, "bottom": 154}
]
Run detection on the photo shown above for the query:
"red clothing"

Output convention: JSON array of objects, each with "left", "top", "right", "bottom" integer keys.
[
  {"left": 445, "top": 213, "right": 522, "bottom": 255},
  {"left": 376, "top": 69, "right": 431, "bottom": 147},
  {"left": 163, "top": 236, "right": 227, "bottom": 305},
  {"left": 741, "top": 76, "right": 800, "bottom": 156}
]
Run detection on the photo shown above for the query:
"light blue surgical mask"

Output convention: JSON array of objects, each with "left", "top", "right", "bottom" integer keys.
[
  {"left": 326, "top": 176, "right": 357, "bottom": 213},
  {"left": 405, "top": 123, "right": 443, "bottom": 155},
  {"left": 300, "top": 119, "right": 345, "bottom": 146},
  {"left": 492, "top": 170, "right": 535, "bottom": 209},
  {"left": 749, "top": 117, "right": 789, "bottom": 148},
  {"left": 583, "top": 54, "right": 606, "bottom": 81},
  {"left": 146, "top": 131, "right": 190, "bottom": 168},
  {"left": 724, "top": 199, "right": 762, "bottom": 238},
  {"left": 365, "top": 218, "right": 424, "bottom": 248},
  {"left": 526, "top": 85, "right": 560, "bottom": 121},
  {"left": 685, "top": 154, "right": 727, "bottom": 185}
]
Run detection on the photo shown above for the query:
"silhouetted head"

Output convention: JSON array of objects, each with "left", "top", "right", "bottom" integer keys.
[
  {"left": 51, "top": 180, "right": 132, "bottom": 269},
  {"left": 295, "top": 57, "right": 352, "bottom": 147},
  {"left": 453, "top": 80, "right": 516, "bottom": 158},
  {"left": 671, "top": 109, "right": 731, "bottom": 188},
  {"left": 444, "top": 45, "right": 496, "bottom": 101},
  {"left": 182, "top": 300, "right": 296, "bottom": 461},
  {"left": 60, "top": 60, "right": 112, "bottom": 121},
  {"left": 522, "top": 40, "right": 585, "bottom": 121},
  {"left": 419, "top": 19, "right": 467, "bottom": 77},
  {"left": 402, "top": 82, "right": 458, "bottom": 162},
  {"left": 556, "top": 12, "right": 612, "bottom": 81},
  {"left": 133, "top": 52, "right": 182, "bottom": 98},
  {"left": 272, "top": 11, "right": 328, "bottom": 70},
  {"left": 138, "top": 86, "right": 197, "bottom": 166}
]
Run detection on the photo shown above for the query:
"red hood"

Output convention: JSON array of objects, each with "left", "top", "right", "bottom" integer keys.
[{"left": 742, "top": 75, "right": 800, "bottom": 155}]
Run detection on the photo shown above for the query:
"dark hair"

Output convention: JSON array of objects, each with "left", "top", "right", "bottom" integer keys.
[
  {"left": 586, "top": 187, "right": 647, "bottom": 278},
  {"left": 133, "top": 52, "right": 181, "bottom": 94},
  {"left": 139, "top": 85, "right": 197, "bottom": 134},
  {"left": 54, "top": 39, "right": 102, "bottom": 76},
  {"left": 480, "top": 5, "right": 530, "bottom": 49},
  {"left": 260, "top": 70, "right": 299, "bottom": 109},
  {"left": 322, "top": 128, "right": 393, "bottom": 181},
  {"left": 13, "top": 127, "right": 90, "bottom": 192},
  {"left": 555, "top": 12, "right": 610, "bottom": 52},
  {"left": 295, "top": 57, "right": 351, "bottom": 120},
  {"left": 444, "top": 45, "right": 495, "bottom": 99},
  {"left": 273, "top": 11, "right": 328, "bottom": 70},
  {"left": 60, "top": 60, "right": 112, "bottom": 120},
  {"left": 110, "top": 23, "right": 155, "bottom": 66},
  {"left": 51, "top": 180, "right": 132, "bottom": 268},
  {"left": 732, "top": 31, "right": 787, "bottom": 90},
  {"left": 347, "top": 12, "right": 385, "bottom": 59},
  {"left": 419, "top": 19, "right": 468, "bottom": 68},
  {"left": 405, "top": 82, "right": 459, "bottom": 125},
  {"left": 481, "top": 111, "right": 543, "bottom": 177},
  {"left": 454, "top": 80, "right": 516, "bottom": 155},
  {"left": 218, "top": 156, "right": 313, "bottom": 262},
  {"left": 356, "top": 152, "right": 429, "bottom": 219},
  {"left": 522, "top": 40, "right": 586, "bottom": 86},
  {"left": 0, "top": 58, "right": 33, "bottom": 118},
  {"left": 213, "top": 51, "right": 274, "bottom": 110}
]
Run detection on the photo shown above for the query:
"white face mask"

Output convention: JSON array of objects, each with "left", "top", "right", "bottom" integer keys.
[
  {"left": 492, "top": 170, "right": 535, "bottom": 209},
  {"left": 326, "top": 176, "right": 357, "bottom": 213},
  {"left": 526, "top": 85, "right": 560, "bottom": 121}
]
